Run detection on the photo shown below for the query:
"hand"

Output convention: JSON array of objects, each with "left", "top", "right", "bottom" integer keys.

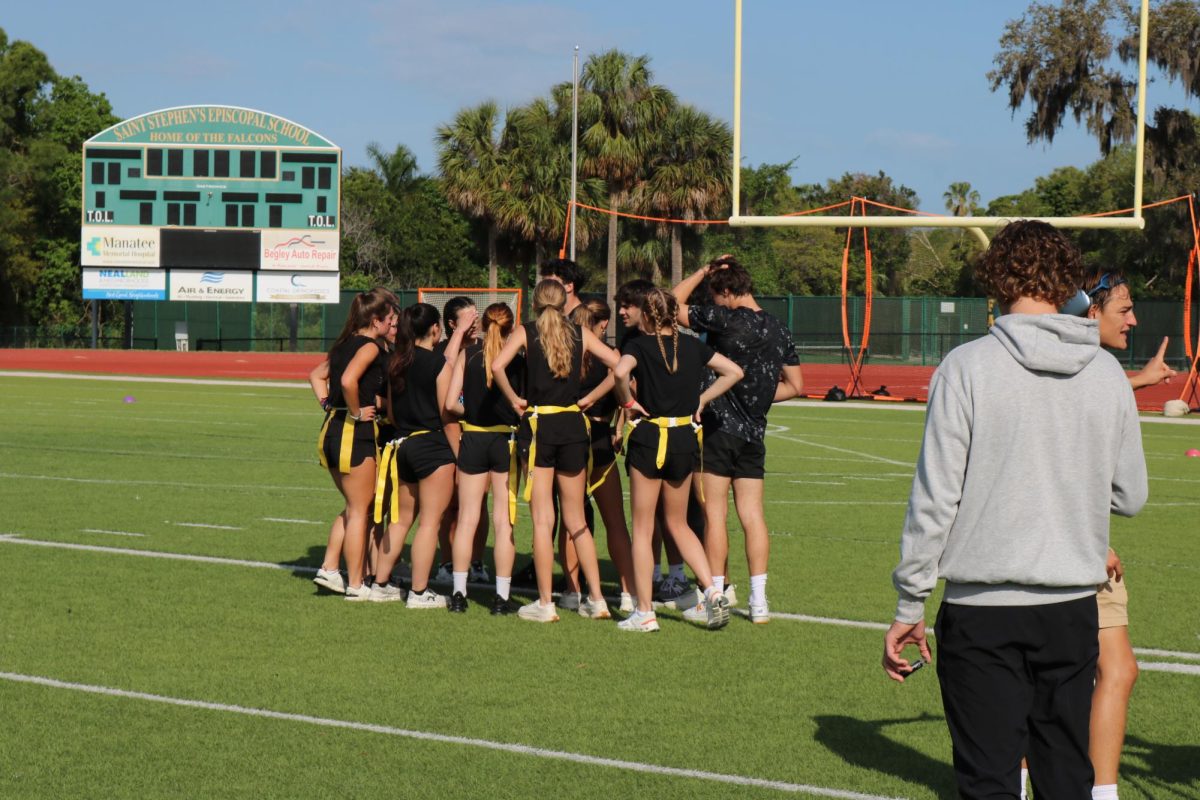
[
  {"left": 578, "top": 394, "right": 594, "bottom": 412},
  {"left": 456, "top": 307, "right": 479, "bottom": 337},
  {"left": 611, "top": 430, "right": 624, "bottom": 454},
  {"left": 693, "top": 401, "right": 707, "bottom": 425},
  {"left": 883, "top": 619, "right": 931, "bottom": 683},
  {"left": 1134, "top": 337, "right": 1176, "bottom": 388},
  {"left": 1106, "top": 548, "right": 1124, "bottom": 582},
  {"left": 512, "top": 396, "right": 529, "bottom": 417},
  {"left": 355, "top": 405, "right": 377, "bottom": 422},
  {"left": 319, "top": 397, "right": 331, "bottom": 411}
]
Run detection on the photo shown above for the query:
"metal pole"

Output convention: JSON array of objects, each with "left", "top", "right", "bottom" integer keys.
[
  {"left": 732, "top": 0, "right": 742, "bottom": 218},
  {"left": 91, "top": 300, "right": 98, "bottom": 349},
  {"left": 1133, "top": 0, "right": 1150, "bottom": 219},
  {"left": 570, "top": 45, "right": 579, "bottom": 262}
]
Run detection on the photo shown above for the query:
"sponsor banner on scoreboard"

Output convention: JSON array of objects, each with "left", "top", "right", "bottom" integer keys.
[
  {"left": 256, "top": 272, "right": 340, "bottom": 304},
  {"left": 260, "top": 231, "right": 339, "bottom": 271},
  {"left": 169, "top": 270, "right": 253, "bottom": 302},
  {"left": 81, "top": 226, "right": 160, "bottom": 268},
  {"left": 82, "top": 268, "right": 167, "bottom": 300}
]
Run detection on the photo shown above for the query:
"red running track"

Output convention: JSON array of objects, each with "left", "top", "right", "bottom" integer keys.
[{"left": 0, "top": 349, "right": 1188, "bottom": 412}]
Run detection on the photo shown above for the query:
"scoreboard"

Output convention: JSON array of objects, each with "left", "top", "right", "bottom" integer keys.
[{"left": 81, "top": 105, "right": 341, "bottom": 302}]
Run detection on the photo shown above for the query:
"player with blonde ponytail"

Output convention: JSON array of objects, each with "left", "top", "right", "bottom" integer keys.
[{"left": 491, "top": 279, "right": 620, "bottom": 622}]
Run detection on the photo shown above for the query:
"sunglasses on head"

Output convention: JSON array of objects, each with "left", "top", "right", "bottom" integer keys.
[{"left": 1086, "top": 273, "right": 1127, "bottom": 298}]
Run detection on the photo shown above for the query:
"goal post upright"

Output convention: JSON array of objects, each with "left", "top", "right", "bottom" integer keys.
[{"left": 728, "top": 0, "right": 1152, "bottom": 234}]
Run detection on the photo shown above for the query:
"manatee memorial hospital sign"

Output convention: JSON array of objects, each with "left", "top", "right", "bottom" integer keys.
[{"left": 81, "top": 105, "right": 340, "bottom": 304}]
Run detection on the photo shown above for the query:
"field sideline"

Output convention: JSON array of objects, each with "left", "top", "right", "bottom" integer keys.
[{"left": 1, "top": 367, "right": 1198, "bottom": 799}]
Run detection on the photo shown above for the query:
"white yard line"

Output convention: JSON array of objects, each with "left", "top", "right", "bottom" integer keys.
[
  {"left": 169, "top": 522, "right": 243, "bottom": 531},
  {"left": 262, "top": 518, "right": 324, "bottom": 525},
  {"left": 767, "top": 432, "right": 914, "bottom": 468},
  {"left": 0, "top": 671, "right": 904, "bottom": 800},
  {"left": 0, "top": 371, "right": 307, "bottom": 389},
  {"left": 80, "top": 529, "right": 146, "bottom": 538},
  {"left": 0, "top": 471, "right": 329, "bottom": 494},
  {"left": 3, "top": 534, "right": 1196, "bottom": 668}
]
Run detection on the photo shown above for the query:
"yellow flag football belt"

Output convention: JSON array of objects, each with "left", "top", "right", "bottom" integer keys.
[
  {"left": 372, "top": 430, "right": 431, "bottom": 524},
  {"left": 317, "top": 408, "right": 378, "bottom": 475},
  {"left": 522, "top": 405, "right": 592, "bottom": 502},
  {"left": 623, "top": 415, "right": 705, "bottom": 499},
  {"left": 461, "top": 423, "right": 520, "bottom": 525}
]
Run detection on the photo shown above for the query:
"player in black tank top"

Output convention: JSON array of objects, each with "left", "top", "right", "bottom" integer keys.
[
  {"left": 366, "top": 302, "right": 475, "bottom": 608},
  {"left": 490, "top": 279, "right": 620, "bottom": 622},
  {"left": 613, "top": 289, "right": 744, "bottom": 632},
  {"left": 310, "top": 288, "right": 397, "bottom": 599},
  {"left": 443, "top": 303, "right": 525, "bottom": 614}
]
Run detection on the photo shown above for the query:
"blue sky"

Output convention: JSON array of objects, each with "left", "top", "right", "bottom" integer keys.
[{"left": 7, "top": 1, "right": 1193, "bottom": 212}]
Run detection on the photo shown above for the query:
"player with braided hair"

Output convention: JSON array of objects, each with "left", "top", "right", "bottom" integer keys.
[{"left": 614, "top": 288, "right": 743, "bottom": 632}]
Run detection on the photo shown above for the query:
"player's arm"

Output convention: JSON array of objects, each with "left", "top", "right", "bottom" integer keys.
[
  {"left": 309, "top": 359, "right": 331, "bottom": 409},
  {"left": 445, "top": 350, "right": 467, "bottom": 417},
  {"left": 490, "top": 324, "right": 528, "bottom": 417},
  {"left": 697, "top": 352, "right": 743, "bottom": 421},
  {"left": 442, "top": 306, "right": 478, "bottom": 367},
  {"left": 613, "top": 353, "right": 646, "bottom": 417},
  {"left": 1129, "top": 336, "right": 1176, "bottom": 390},
  {"left": 341, "top": 343, "right": 379, "bottom": 421},
  {"left": 672, "top": 263, "right": 712, "bottom": 327},
  {"left": 774, "top": 364, "right": 805, "bottom": 402},
  {"left": 436, "top": 359, "right": 459, "bottom": 458}
]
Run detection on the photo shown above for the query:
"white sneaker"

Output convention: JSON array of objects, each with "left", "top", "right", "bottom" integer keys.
[
  {"left": 406, "top": 588, "right": 447, "bottom": 609},
  {"left": 469, "top": 560, "right": 491, "bottom": 583},
  {"left": 617, "top": 609, "right": 660, "bottom": 632},
  {"left": 681, "top": 601, "right": 707, "bottom": 623},
  {"left": 343, "top": 584, "right": 371, "bottom": 602},
  {"left": 619, "top": 592, "right": 635, "bottom": 613},
  {"left": 723, "top": 584, "right": 738, "bottom": 607},
  {"left": 578, "top": 597, "right": 611, "bottom": 619},
  {"left": 517, "top": 600, "right": 560, "bottom": 623},
  {"left": 705, "top": 590, "right": 730, "bottom": 630},
  {"left": 432, "top": 563, "right": 453, "bottom": 585},
  {"left": 749, "top": 599, "right": 770, "bottom": 624},
  {"left": 368, "top": 582, "right": 404, "bottom": 603},
  {"left": 313, "top": 568, "right": 345, "bottom": 594},
  {"left": 557, "top": 591, "right": 581, "bottom": 610}
]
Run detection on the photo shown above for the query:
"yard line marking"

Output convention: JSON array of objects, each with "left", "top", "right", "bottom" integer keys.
[
  {"left": 0, "top": 471, "right": 330, "bottom": 494},
  {"left": 0, "top": 371, "right": 307, "bottom": 390},
  {"left": 80, "top": 529, "right": 146, "bottom": 538},
  {"left": 0, "top": 535, "right": 317, "bottom": 574},
  {"left": 170, "top": 522, "right": 243, "bottom": 531},
  {"left": 789, "top": 480, "right": 847, "bottom": 486},
  {"left": 0, "top": 671, "right": 907, "bottom": 800},
  {"left": 768, "top": 500, "right": 907, "bottom": 506},
  {"left": 1138, "top": 663, "right": 1200, "bottom": 675},
  {"left": 262, "top": 517, "right": 324, "bottom": 525},
  {"left": 768, "top": 432, "right": 914, "bottom": 468},
  {"left": 4, "top": 535, "right": 1198, "bottom": 667}
]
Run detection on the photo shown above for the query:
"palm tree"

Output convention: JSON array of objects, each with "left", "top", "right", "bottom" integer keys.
[
  {"left": 943, "top": 181, "right": 981, "bottom": 217},
  {"left": 576, "top": 50, "right": 675, "bottom": 308},
  {"left": 636, "top": 104, "right": 731, "bottom": 284},
  {"left": 436, "top": 101, "right": 506, "bottom": 288},
  {"left": 366, "top": 141, "right": 420, "bottom": 198}
]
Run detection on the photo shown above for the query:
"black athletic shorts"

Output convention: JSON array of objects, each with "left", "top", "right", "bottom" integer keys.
[
  {"left": 589, "top": 418, "right": 616, "bottom": 468},
  {"left": 392, "top": 430, "right": 455, "bottom": 483},
  {"left": 319, "top": 411, "right": 378, "bottom": 472},
  {"left": 702, "top": 429, "right": 766, "bottom": 480},
  {"left": 625, "top": 441, "right": 695, "bottom": 482},
  {"left": 458, "top": 430, "right": 513, "bottom": 475},
  {"left": 517, "top": 412, "right": 589, "bottom": 473}
]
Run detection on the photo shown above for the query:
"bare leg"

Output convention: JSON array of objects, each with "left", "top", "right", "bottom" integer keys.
[
  {"left": 660, "top": 476, "right": 714, "bottom": 590},
  {"left": 732, "top": 478, "right": 769, "bottom": 576},
  {"left": 409, "top": 464, "right": 458, "bottom": 593},
  {"left": 559, "top": 520, "right": 581, "bottom": 594},
  {"left": 489, "top": 470, "right": 515, "bottom": 579},
  {"left": 374, "top": 481, "right": 417, "bottom": 584},
  {"left": 320, "top": 499, "right": 345, "bottom": 572},
  {"left": 471, "top": 494, "right": 489, "bottom": 562},
  {"left": 330, "top": 459, "right": 377, "bottom": 588},
  {"left": 529, "top": 466, "right": 558, "bottom": 605},
  {"left": 556, "top": 469, "right": 604, "bottom": 602},
  {"left": 1090, "top": 625, "right": 1138, "bottom": 786},
  {"left": 628, "top": 468, "right": 661, "bottom": 613},
  {"left": 703, "top": 472, "right": 733, "bottom": 576},
  {"left": 591, "top": 462, "right": 633, "bottom": 594},
  {"left": 452, "top": 472, "right": 491, "bottom": 575}
]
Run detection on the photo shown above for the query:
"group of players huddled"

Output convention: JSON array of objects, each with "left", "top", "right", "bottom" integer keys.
[{"left": 308, "top": 257, "right": 803, "bottom": 630}]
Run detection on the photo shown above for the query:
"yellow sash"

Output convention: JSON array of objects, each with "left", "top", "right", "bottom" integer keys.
[
  {"left": 372, "top": 430, "right": 431, "bottom": 523},
  {"left": 461, "top": 422, "right": 519, "bottom": 525},
  {"left": 317, "top": 409, "right": 377, "bottom": 474},
  {"left": 522, "top": 404, "right": 591, "bottom": 502},
  {"left": 623, "top": 415, "right": 705, "bottom": 499}
]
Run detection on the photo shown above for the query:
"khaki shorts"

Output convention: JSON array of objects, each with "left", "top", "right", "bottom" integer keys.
[{"left": 1096, "top": 577, "right": 1129, "bottom": 629}]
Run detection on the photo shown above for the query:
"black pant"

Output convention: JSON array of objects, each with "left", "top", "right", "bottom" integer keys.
[{"left": 935, "top": 596, "right": 1099, "bottom": 800}]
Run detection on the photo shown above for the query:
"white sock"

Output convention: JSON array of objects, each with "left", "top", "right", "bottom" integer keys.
[
  {"left": 652, "top": 564, "right": 662, "bottom": 582},
  {"left": 668, "top": 563, "right": 685, "bottom": 582},
  {"left": 1020, "top": 767, "right": 1028, "bottom": 800},
  {"left": 452, "top": 571, "right": 468, "bottom": 596},
  {"left": 713, "top": 575, "right": 725, "bottom": 593},
  {"left": 496, "top": 576, "right": 511, "bottom": 601},
  {"left": 1092, "top": 784, "right": 1118, "bottom": 800},
  {"left": 749, "top": 573, "right": 768, "bottom": 606}
]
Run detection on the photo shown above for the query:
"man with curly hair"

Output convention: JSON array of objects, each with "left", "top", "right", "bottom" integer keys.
[{"left": 882, "top": 221, "right": 1147, "bottom": 799}]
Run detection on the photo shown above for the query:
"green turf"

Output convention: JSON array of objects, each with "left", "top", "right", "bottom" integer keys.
[{"left": 1, "top": 375, "right": 1198, "bottom": 799}]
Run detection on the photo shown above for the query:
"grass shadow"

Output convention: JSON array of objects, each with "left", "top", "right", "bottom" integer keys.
[{"left": 813, "top": 712, "right": 957, "bottom": 798}]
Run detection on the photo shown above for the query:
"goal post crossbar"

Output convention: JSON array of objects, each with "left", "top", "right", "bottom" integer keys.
[{"left": 728, "top": 215, "right": 1147, "bottom": 231}]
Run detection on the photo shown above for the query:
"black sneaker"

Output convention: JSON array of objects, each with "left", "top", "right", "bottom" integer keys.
[
  {"left": 448, "top": 591, "right": 469, "bottom": 613},
  {"left": 490, "top": 594, "right": 518, "bottom": 616},
  {"left": 512, "top": 561, "right": 537, "bottom": 587}
]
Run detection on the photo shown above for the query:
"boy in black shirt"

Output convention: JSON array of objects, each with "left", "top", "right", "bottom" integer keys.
[{"left": 673, "top": 256, "right": 804, "bottom": 623}]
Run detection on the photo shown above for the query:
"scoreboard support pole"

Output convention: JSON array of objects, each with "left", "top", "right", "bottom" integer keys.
[{"left": 91, "top": 301, "right": 98, "bottom": 349}]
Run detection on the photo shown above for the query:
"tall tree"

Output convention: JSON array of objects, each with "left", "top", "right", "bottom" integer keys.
[
  {"left": 576, "top": 50, "right": 675, "bottom": 308},
  {"left": 943, "top": 181, "right": 981, "bottom": 217},
  {"left": 436, "top": 101, "right": 506, "bottom": 288},
  {"left": 636, "top": 104, "right": 731, "bottom": 284},
  {"left": 365, "top": 141, "right": 420, "bottom": 199}
]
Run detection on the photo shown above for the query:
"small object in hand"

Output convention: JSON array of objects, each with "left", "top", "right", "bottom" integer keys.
[
  {"left": 123, "top": 395, "right": 136, "bottom": 404},
  {"left": 905, "top": 658, "right": 925, "bottom": 675}
]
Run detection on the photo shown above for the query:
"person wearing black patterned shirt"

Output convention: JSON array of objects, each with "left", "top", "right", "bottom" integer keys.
[{"left": 673, "top": 256, "right": 804, "bottom": 624}]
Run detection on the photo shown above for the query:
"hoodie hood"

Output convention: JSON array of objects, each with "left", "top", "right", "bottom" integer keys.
[{"left": 990, "top": 314, "right": 1100, "bottom": 376}]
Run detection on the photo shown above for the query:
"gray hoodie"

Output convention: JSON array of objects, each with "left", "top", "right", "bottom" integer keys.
[{"left": 892, "top": 313, "right": 1148, "bottom": 624}]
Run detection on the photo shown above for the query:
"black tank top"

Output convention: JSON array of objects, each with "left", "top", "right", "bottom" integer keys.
[
  {"left": 462, "top": 342, "right": 522, "bottom": 427},
  {"left": 390, "top": 346, "right": 445, "bottom": 434},
  {"left": 327, "top": 334, "right": 384, "bottom": 409},
  {"left": 523, "top": 319, "right": 584, "bottom": 407},
  {"left": 580, "top": 356, "right": 616, "bottom": 419}
]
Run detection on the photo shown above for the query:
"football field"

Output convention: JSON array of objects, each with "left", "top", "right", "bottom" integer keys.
[{"left": 1, "top": 373, "right": 1197, "bottom": 799}]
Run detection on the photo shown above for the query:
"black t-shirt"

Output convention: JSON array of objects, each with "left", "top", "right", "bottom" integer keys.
[
  {"left": 328, "top": 334, "right": 384, "bottom": 409},
  {"left": 579, "top": 356, "right": 617, "bottom": 419},
  {"left": 688, "top": 305, "right": 799, "bottom": 443},
  {"left": 462, "top": 342, "right": 523, "bottom": 427},
  {"left": 523, "top": 320, "right": 584, "bottom": 407},
  {"left": 621, "top": 333, "right": 713, "bottom": 452},
  {"left": 390, "top": 346, "right": 445, "bottom": 434}
]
